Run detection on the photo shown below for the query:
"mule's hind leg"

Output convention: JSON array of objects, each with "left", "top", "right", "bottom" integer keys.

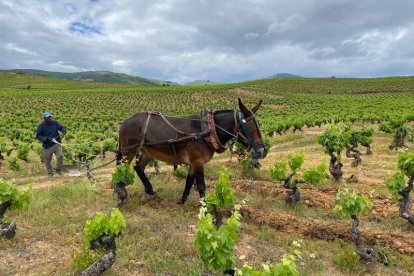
[
  {"left": 116, "top": 149, "right": 123, "bottom": 165},
  {"left": 134, "top": 154, "right": 155, "bottom": 195},
  {"left": 180, "top": 166, "right": 195, "bottom": 204}
]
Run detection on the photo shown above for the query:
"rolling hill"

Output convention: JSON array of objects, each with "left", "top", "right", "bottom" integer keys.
[
  {"left": 269, "top": 73, "right": 303, "bottom": 79},
  {"left": 2, "top": 69, "right": 176, "bottom": 86}
]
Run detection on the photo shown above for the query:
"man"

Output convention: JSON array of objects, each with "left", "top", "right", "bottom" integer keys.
[{"left": 36, "top": 112, "right": 67, "bottom": 176}]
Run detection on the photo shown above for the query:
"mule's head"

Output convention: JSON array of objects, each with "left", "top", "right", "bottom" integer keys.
[{"left": 237, "top": 98, "right": 265, "bottom": 159}]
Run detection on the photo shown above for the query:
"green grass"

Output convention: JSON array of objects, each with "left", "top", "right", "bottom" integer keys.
[{"left": 333, "top": 245, "right": 360, "bottom": 272}]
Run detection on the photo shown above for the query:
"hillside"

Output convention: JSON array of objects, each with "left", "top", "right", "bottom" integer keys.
[
  {"left": 0, "top": 71, "right": 134, "bottom": 90},
  {"left": 2, "top": 69, "right": 176, "bottom": 86},
  {"left": 185, "top": 80, "right": 226, "bottom": 86},
  {"left": 269, "top": 73, "right": 303, "bottom": 79}
]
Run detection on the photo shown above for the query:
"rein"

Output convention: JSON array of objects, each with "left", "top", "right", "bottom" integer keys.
[{"left": 236, "top": 112, "right": 259, "bottom": 153}]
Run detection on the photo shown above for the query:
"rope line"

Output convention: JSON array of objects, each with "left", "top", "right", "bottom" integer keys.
[{"left": 53, "top": 140, "right": 117, "bottom": 180}]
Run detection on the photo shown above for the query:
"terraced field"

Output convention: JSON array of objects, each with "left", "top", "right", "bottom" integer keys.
[{"left": 1, "top": 72, "right": 414, "bottom": 275}]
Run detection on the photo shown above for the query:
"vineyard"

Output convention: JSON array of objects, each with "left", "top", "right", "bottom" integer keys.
[{"left": 1, "top": 71, "right": 414, "bottom": 275}]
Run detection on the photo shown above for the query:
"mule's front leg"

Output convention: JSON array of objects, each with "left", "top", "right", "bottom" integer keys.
[
  {"left": 134, "top": 155, "right": 155, "bottom": 195},
  {"left": 195, "top": 176, "right": 206, "bottom": 200},
  {"left": 193, "top": 164, "right": 206, "bottom": 200},
  {"left": 180, "top": 166, "right": 195, "bottom": 204}
]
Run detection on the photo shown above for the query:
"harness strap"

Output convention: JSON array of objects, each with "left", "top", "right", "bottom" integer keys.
[
  {"left": 133, "top": 112, "right": 152, "bottom": 156},
  {"left": 143, "top": 135, "right": 199, "bottom": 146},
  {"left": 120, "top": 112, "right": 210, "bottom": 153},
  {"left": 237, "top": 112, "right": 259, "bottom": 152},
  {"left": 159, "top": 113, "right": 188, "bottom": 136},
  {"left": 204, "top": 109, "right": 228, "bottom": 153},
  {"left": 120, "top": 109, "right": 259, "bottom": 155}
]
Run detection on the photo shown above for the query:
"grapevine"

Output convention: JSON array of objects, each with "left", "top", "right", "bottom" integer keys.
[
  {"left": 270, "top": 152, "right": 326, "bottom": 205},
  {"left": 111, "top": 162, "right": 136, "bottom": 206},
  {"left": 379, "top": 118, "right": 407, "bottom": 150},
  {"left": 343, "top": 124, "right": 374, "bottom": 167},
  {"left": 205, "top": 170, "right": 235, "bottom": 228},
  {"left": 334, "top": 186, "right": 377, "bottom": 262},
  {"left": 318, "top": 125, "right": 349, "bottom": 180},
  {"left": 0, "top": 179, "right": 31, "bottom": 239},
  {"left": 386, "top": 150, "right": 414, "bottom": 224},
  {"left": 74, "top": 208, "right": 126, "bottom": 275}
]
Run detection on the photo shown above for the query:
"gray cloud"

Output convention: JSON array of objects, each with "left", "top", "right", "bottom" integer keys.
[{"left": 0, "top": 0, "right": 413, "bottom": 83}]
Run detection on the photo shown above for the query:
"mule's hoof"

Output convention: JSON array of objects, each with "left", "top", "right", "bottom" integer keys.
[
  {"left": 117, "top": 198, "right": 128, "bottom": 207},
  {"left": 180, "top": 195, "right": 189, "bottom": 205},
  {"left": 146, "top": 191, "right": 156, "bottom": 197}
]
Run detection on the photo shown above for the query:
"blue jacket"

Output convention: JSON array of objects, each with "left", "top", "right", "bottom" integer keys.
[{"left": 36, "top": 121, "right": 67, "bottom": 149}]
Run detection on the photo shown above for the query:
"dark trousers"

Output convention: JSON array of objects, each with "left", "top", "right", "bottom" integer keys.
[{"left": 42, "top": 144, "right": 63, "bottom": 175}]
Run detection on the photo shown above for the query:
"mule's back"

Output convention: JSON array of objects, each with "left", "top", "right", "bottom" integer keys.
[{"left": 118, "top": 111, "right": 203, "bottom": 153}]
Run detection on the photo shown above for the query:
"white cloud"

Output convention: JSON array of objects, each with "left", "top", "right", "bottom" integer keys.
[{"left": 5, "top": 43, "right": 38, "bottom": 56}]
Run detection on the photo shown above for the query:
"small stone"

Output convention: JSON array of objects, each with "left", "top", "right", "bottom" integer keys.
[
  {"left": 405, "top": 248, "right": 414, "bottom": 254},
  {"left": 137, "top": 261, "right": 145, "bottom": 267}
]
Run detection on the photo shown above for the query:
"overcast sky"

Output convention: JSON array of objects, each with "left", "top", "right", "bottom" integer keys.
[{"left": 1, "top": 0, "right": 413, "bottom": 83}]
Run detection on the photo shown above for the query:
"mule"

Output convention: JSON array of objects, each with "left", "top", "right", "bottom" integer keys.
[{"left": 117, "top": 98, "right": 264, "bottom": 204}]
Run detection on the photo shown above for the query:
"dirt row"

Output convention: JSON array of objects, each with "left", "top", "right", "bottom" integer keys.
[
  {"left": 133, "top": 192, "right": 414, "bottom": 256},
  {"left": 240, "top": 206, "right": 414, "bottom": 255},
  {"left": 233, "top": 180, "right": 411, "bottom": 219},
  {"left": 14, "top": 163, "right": 414, "bottom": 258}
]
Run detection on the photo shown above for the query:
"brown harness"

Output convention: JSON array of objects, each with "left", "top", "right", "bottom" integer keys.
[
  {"left": 121, "top": 109, "right": 258, "bottom": 157},
  {"left": 121, "top": 110, "right": 240, "bottom": 155},
  {"left": 203, "top": 109, "right": 228, "bottom": 153}
]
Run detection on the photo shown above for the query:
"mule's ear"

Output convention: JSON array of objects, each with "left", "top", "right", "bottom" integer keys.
[
  {"left": 238, "top": 98, "right": 251, "bottom": 116},
  {"left": 251, "top": 100, "right": 263, "bottom": 114}
]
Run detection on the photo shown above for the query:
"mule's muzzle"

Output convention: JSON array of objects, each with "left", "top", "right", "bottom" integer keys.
[{"left": 252, "top": 147, "right": 264, "bottom": 159}]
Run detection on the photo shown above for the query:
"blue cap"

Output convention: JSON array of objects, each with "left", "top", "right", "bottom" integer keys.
[{"left": 43, "top": 111, "right": 52, "bottom": 118}]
